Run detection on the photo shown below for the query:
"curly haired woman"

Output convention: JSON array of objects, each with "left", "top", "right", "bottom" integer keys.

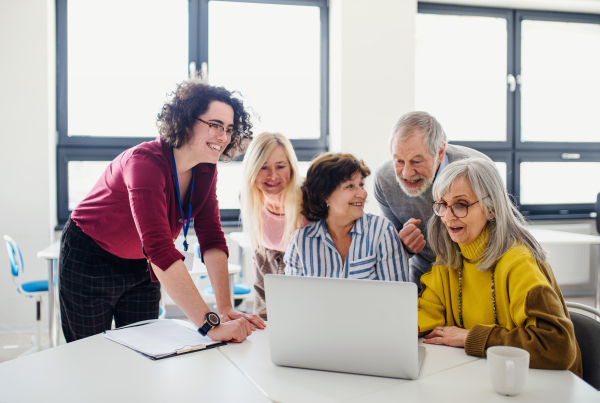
[{"left": 60, "top": 78, "right": 265, "bottom": 343}]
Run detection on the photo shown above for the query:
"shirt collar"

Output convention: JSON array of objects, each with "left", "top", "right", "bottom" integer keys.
[
  {"left": 434, "top": 152, "right": 449, "bottom": 182},
  {"left": 350, "top": 214, "right": 367, "bottom": 235},
  {"left": 307, "top": 215, "right": 366, "bottom": 239}
]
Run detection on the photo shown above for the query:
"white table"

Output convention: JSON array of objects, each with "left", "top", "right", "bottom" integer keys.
[
  {"left": 217, "top": 328, "right": 500, "bottom": 403},
  {"left": 36, "top": 240, "right": 61, "bottom": 348},
  {"left": 0, "top": 332, "right": 271, "bottom": 403},
  {"left": 343, "top": 359, "right": 600, "bottom": 403},
  {"left": 2, "top": 325, "right": 595, "bottom": 403}
]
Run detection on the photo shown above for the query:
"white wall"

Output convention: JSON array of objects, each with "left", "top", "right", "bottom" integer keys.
[
  {"left": 0, "top": 0, "right": 56, "bottom": 332},
  {"left": 329, "top": 0, "right": 417, "bottom": 214}
]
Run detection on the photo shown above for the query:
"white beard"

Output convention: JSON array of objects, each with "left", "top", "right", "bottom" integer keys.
[{"left": 395, "top": 174, "right": 433, "bottom": 197}]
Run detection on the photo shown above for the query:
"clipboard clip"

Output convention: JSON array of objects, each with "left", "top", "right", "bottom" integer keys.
[{"left": 176, "top": 344, "right": 206, "bottom": 354}]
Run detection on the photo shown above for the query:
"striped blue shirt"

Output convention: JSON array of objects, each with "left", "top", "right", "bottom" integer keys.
[{"left": 284, "top": 213, "right": 408, "bottom": 281}]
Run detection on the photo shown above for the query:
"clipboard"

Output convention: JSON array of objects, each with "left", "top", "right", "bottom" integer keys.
[
  {"left": 139, "top": 340, "right": 226, "bottom": 361},
  {"left": 103, "top": 319, "right": 226, "bottom": 360}
]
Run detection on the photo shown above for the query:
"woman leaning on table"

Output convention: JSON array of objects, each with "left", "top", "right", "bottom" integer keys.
[
  {"left": 240, "top": 132, "right": 309, "bottom": 320},
  {"left": 59, "top": 78, "right": 264, "bottom": 343},
  {"left": 418, "top": 157, "right": 582, "bottom": 376},
  {"left": 284, "top": 152, "right": 408, "bottom": 282}
]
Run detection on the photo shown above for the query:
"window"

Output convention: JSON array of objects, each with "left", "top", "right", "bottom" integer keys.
[
  {"left": 56, "top": 0, "right": 328, "bottom": 225},
  {"left": 417, "top": 3, "right": 600, "bottom": 219}
]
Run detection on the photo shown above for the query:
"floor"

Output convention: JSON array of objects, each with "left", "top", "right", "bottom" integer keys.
[{"left": 0, "top": 295, "right": 596, "bottom": 365}]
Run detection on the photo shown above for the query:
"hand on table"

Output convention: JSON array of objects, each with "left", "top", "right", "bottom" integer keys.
[
  {"left": 220, "top": 308, "right": 266, "bottom": 330},
  {"left": 207, "top": 319, "right": 254, "bottom": 343},
  {"left": 399, "top": 218, "right": 426, "bottom": 254},
  {"left": 423, "top": 326, "right": 469, "bottom": 348}
]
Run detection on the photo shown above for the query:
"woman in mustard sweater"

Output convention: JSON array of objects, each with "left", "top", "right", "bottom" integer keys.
[{"left": 418, "top": 158, "right": 582, "bottom": 376}]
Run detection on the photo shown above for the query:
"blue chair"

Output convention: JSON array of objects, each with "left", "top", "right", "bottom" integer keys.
[
  {"left": 4, "top": 235, "right": 49, "bottom": 354},
  {"left": 202, "top": 283, "right": 252, "bottom": 308},
  {"left": 196, "top": 243, "right": 252, "bottom": 309}
]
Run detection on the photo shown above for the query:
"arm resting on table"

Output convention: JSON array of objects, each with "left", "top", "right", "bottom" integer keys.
[
  {"left": 465, "top": 285, "right": 582, "bottom": 377},
  {"left": 151, "top": 260, "right": 210, "bottom": 328}
]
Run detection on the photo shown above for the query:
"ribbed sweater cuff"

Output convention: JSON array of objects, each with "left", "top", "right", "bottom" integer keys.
[{"left": 465, "top": 325, "right": 493, "bottom": 357}]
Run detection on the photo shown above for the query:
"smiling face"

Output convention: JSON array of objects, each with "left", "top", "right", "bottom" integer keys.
[
  {"left": 439, "top": 176, "right": 489, "bottom": 246},
  {"left": 326, "top": 172, "right": 367, "bottom": 224},
  {"left": 254, "top": 145, "right": 292, "bottom": 200},
  {"left": 187, "top": 101, "right": 234, "bottom": 163},
  {"left": 391, "top": 131, "right": 445, "bottom": 197}
]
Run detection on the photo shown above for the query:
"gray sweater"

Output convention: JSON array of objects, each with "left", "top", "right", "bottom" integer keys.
[{"left": 373, "top": 144, "right": 490, "bottom": 286}]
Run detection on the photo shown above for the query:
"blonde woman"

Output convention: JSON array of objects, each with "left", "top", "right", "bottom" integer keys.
[{"left": 241, "top": 132, "right": 308, "bottom": 320}]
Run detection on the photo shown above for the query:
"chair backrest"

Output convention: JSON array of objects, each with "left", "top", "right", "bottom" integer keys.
[
  {"left": 569, "top": 311, "right": 600, "bottom": 390},
  {"left": 4, "top": 235, "right": 23, "bottom": 277}
]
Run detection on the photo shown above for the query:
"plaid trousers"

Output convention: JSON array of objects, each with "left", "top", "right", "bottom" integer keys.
[
  {"left": 253, "top": 248, "right": 285, "bottom": 320},
  {"left": 59, "top": 218, "right": 161, "bottom": 342}
]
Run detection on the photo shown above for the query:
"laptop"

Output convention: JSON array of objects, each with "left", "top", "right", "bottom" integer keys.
[{"left": 265, "top": 275, "right": 425, "bottom": 379}]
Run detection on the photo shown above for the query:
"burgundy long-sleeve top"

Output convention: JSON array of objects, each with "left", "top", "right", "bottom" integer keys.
[{"left": 71, "top": 137, "right": 228, "bottom": 281}]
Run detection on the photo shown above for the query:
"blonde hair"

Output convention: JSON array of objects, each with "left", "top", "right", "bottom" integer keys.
[
  {"left": 428, "top": 158, "right": 547, "bottom": 272},
  {"left": 240, "top": 132, "right": 303, "bottom": 255}
]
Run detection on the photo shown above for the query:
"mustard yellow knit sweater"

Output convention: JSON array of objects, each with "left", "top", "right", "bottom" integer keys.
[{"left": 418, "top": 229, "right": 582, "bottom": 377}]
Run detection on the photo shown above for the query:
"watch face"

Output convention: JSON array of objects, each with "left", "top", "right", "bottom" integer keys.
[{"left": 207, "top": 312, "right": 220, "bottom": 326}]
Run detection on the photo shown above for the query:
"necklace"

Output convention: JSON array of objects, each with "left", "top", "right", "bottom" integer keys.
[{"left": 458, "top": 266, "right": 498, "bottom": 328}]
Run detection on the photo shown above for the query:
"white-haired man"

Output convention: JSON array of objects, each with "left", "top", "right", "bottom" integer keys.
[{"left": 374, "top": 111, "right": 490, "bottom": 286}]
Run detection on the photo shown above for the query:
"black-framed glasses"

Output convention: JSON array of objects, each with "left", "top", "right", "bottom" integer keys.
[
  {"left": 431, "top": 196, "right": 489, "bottom": 218},
  {"left": 196, "top": 118, "right": 236, "bottom": 137}
]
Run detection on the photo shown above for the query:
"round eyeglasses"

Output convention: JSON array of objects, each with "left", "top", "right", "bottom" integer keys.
[{"left": 431, "top": 196, "right": 489, "bottom": 219}]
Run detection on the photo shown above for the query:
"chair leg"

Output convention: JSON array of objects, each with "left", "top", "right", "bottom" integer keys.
[{"left": 35, "top": 296, "right": 42, "bottom": 350}]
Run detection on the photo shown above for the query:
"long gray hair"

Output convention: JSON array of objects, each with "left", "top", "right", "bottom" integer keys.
[{"left": 428, "top": 158, "right": 547, "bottom": 272}]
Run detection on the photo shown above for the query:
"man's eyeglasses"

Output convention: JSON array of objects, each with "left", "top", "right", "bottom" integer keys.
[
  {"left": 431, "top": 196, "right": 489, "bottom": 218},
  {"left": 197, "top": 118, "right": 236, "bottom": 137}
]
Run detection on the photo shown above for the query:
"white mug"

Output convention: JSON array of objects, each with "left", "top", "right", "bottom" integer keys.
[{"left": 487, "top": 346, "right": 530, "bottom": 396}]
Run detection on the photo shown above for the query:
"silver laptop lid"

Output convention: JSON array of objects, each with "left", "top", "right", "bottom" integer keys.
[{"left": 265, "top": 275, "right": 421, "bottom": 379}]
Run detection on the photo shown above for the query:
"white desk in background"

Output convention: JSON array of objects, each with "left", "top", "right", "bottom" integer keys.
[
  {"left": 530, "top": 228, "right": 600, "bottom": 308},
  {"left": 36, "top": 240, "right": 61, "bottom": 348},
  {"left": 529, "top": 229, "right": 600, "bottom": 245},
  {"left": 0, "top": 331, "right": 271, "bottom": 403},
  {"left": 189, "top": 257, "right": 241, "bottom": 308}
]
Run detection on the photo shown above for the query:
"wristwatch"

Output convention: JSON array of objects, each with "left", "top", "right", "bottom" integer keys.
[{"left": 198, "top": 311, "right": 221, "bottom": 336}]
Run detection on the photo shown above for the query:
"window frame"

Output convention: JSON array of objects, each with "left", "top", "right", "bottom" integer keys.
[
  {"left": 418, "top": 2, "right": 600, "bottom": 220},
  {"left": 514, "top": 9, "right": 600, "bottom": 152},
  {"left": 56, "top": 0, "right": 329, "bottom": 226},
  {"left": 515, "top": 151, "right": 600, "bottom": 218}
]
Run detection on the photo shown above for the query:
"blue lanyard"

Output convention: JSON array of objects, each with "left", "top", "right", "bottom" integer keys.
[{"left": 171, "top": 148, "right": 195, "bottom": 252}]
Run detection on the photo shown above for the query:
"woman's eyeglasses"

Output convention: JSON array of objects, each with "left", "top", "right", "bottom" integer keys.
[
  {"left": 197, "top": 118, "right": 236, "bottom": 137},
  {"left": 431, "top": 196, "right": 490, "bottom": 218}
]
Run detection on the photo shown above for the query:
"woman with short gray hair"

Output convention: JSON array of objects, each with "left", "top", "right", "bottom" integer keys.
[{"left": 418, "top": 158, "right": 582, "bottom": 376}]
